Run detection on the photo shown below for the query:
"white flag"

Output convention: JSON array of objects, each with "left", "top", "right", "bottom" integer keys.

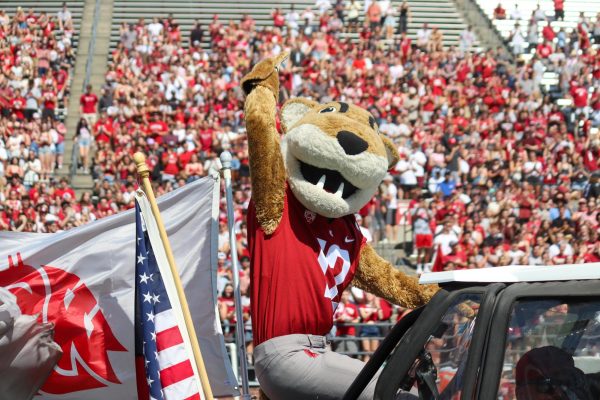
[{"left": 0, "top": 174, "right": 239, "bottom": 399}]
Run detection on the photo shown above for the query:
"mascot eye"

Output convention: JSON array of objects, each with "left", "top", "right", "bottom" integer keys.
[{"left": 319, "top": 106, "right": 337, "bottom": 114}]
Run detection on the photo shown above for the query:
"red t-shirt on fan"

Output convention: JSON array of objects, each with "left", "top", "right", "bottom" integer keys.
[
  {"left": 248, "top": 186, "right": 366, "bottom": 346},
  {"left": 80, "top": 93, "right": 98, "bottom": 113},
  {"left": 334, "top": 302, "right": 359, "bottom": 336}
]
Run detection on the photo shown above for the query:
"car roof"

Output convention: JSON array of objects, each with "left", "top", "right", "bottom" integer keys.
[{"left": 419, "top": 263, "right": 600, "bottom": 285}]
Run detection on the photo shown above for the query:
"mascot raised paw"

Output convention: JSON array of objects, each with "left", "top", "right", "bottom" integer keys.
[{"left": 241, "top": 53, "right": 438, "bottom": 400}]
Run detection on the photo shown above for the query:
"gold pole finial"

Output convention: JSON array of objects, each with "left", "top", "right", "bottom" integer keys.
[{"left": 133, "top": 152, "right": 150, "bottom": 179}]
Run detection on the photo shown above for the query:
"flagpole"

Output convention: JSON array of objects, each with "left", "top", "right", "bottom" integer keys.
[
  {"left": 219, "top": 151, "right": 251, "bottom": 399},
  {"left": 133, "top": 152, "right": 214, "bottom": 400}
]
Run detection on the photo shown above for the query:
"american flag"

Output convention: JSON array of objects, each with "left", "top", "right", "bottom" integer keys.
[{"left": 135, "top": 201, "right": 202, "bottom": 400}]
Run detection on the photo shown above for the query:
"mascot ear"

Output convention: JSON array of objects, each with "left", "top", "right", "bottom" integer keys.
[
  {"left": 380, "top": 135, "right": 399, "bottom": 169},
  {"left": 281, "top": 98, "right": 319, "bottom": 132}
]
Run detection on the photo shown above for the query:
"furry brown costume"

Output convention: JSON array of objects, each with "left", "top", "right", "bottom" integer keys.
[{"left": 241, "top": 53, "right": 437, "bottom": 399}]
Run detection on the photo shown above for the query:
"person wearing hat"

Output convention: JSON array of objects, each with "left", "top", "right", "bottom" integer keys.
[{"left": 442, "top": 240, "right": 467, "bottom": 270}]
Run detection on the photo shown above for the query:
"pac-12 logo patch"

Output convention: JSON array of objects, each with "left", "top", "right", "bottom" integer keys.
[{"left": 304, "top": 210, "right": 316, "bottom": 224}]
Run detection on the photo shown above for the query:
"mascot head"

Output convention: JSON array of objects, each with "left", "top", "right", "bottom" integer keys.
[{"left": 280, "top": 98, "right": 399, "bottom": 218}]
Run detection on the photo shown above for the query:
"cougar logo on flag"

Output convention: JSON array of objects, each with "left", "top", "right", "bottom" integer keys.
[{"left": 0, "top": 253, "right": 126, "bottom": 394}]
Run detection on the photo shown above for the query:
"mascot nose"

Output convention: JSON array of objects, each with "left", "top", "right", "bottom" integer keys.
[{"left": 337, "top": 131, "right": 368, "bottom": 155}]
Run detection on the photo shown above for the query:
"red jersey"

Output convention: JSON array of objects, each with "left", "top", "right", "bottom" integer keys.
[
  {"left": 572, "top": 87, "right": 588, "bottom": 108},
  {"left": 537, "top": 43, "right": 553, "bottom": 58},
  {"left": 10, "top": 97, "right": 25, "bottom": 119},
  {"left": 248, "top": 186, "right": 365, "bottom": 346},
  {"left": 42, "top": 91, "right": 56, "bottom": 110},
  {"left": 219, "top": 297, "right": 236, "bottom": 323},
  {"left": 334, "top": 302, "right": 359, "bottom": 336},
  {"left": 80, "top": 93, "right": 98, "bottom": 113}
]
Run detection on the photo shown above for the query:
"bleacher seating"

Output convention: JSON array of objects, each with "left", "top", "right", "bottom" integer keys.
[
  {"left": 476, "top": 0, "right": 600, "bottom": 97},
  {"left": 478, "top": 0, "right": 600, "bottom": 52},
  {"left": 1, "top": 1, "right": 84, "bottom": 120},
  {"left": 109, "top": 0, "right": 477, "bottom": 55},
  {"left": 1, "top": 1, "right": 83, "bottom": 52},
  {"left": 477, "top": 0, "right": 600, "bottom": 42}
]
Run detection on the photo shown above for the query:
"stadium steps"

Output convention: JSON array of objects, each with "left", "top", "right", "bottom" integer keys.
[
  {"left": 60, "top": 0, "right": 115, "bottom": 195},
  {"left": 108, "top": 0, "right": 480, "bottom": 54},
  {"left": 452, "top": 0, "right": 510, "bottom": 53}
]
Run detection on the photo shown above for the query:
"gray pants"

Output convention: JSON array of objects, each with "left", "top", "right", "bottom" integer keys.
[{"left": 254, "top": 334, "right": 378, "bottom": 400}]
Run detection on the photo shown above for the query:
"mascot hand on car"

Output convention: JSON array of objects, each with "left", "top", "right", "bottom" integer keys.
[{"left": 241, "top": 53, "right": 438, "bottom": 400}]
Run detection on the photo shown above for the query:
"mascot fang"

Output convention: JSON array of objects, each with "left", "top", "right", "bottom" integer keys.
[{"left": 241, "top": 53, "right": 437, "bottom": 400}]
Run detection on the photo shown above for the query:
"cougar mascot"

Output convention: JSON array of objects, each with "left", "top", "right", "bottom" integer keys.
[{"left": 241, "top": 53, "right": 437, "bottom": 400}]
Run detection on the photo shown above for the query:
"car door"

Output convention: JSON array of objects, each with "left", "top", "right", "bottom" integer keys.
[{"left": 477, "top": 280, "right": 600, "bottom": 400}]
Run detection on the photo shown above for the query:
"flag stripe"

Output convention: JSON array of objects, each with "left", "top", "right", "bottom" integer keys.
[
  {"left": 160, "top": 360, "right": 195, "bottom": 388},
  {"left": 136, "top": 201, "right": 203, "bottom": 399},
  {"left": 156, "top": 326, "right": 184, "bottom": 352},
  {"left": 158, "top": 343, "right": 189, "bottom": 369},
  {"left": 155, "top": 309, "right": 178, "bottom": 332},
  {"left": 162, "top": 376, "right": 200, "bottom": 400},
  {"left": 183, "top": 394, "right": 201, "bottom": 400}
]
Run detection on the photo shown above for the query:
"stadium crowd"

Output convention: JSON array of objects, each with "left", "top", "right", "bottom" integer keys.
[
  {"left": 0, "top": 3, "right": 75, "bottom": 231},
  {"left": 2, "top": 2, "right": 600, "bottom": 358}
]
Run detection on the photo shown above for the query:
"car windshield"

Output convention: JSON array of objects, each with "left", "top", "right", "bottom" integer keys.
[
  {"left": 404, "top": 293, "right": 482, "bottom": 400},
  {"left": 497, "top": 298, "right": 600, "bottom": 400}
]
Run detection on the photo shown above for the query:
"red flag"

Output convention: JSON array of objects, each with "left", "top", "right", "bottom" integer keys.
[{"left": 431, "top": 245, "right": 445, "bottom": 272}]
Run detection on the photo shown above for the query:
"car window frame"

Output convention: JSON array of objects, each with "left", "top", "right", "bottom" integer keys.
[
  {"left": 374, "top": 282, "right": 504, "bottom": 400},
  {"left": 477, "top": 279, "right": 600, "bottom": 400}
]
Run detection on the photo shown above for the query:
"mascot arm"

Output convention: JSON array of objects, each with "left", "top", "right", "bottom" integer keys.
[
  {"left": 352, "top": 244, "right": 439, "bottom": 309},
  {"left": 241, "top": 53, "right": 289, "bottom": 235}
]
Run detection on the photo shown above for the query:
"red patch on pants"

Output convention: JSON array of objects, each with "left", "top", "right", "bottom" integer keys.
[{"left": 304, "top": 349, "right": 319, "bottom": 358}]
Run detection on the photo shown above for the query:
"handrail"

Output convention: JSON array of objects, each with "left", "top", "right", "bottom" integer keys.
[
  {"left": 83, "top": 0, "right": 101, "bottom": 90},
  {"left": 70, "top": 139, "right": 79, "bottom": 179},
  {"left": 71, "top": 0, "right": 101, "bottom": 182},
  {"left": 333, "top": 322, "right": 396, "bottom": 328},
  {"left": 454, "top": 0, "right": 513, "bottom": 58},
  {"left": 402, "top": 209, "right": 412, "bottom": 255}
]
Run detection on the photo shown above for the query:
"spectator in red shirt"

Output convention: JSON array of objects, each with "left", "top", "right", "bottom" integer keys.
[
  {"left": 94, "top": 112, "right": 114, "bottom": 143},
  {"left": 147, "top": 113, "right": 168, "bottom": 140},
  {"left": 54, "top": 178, "right": 75, "bottom": 202},
  {"left": 218, "top": 283, "right": 236, "bottom": 341},
  {"left": 161, "top": 148, "right": 181, "bottom": 181},
  {"left": 542, "top": 21, "right": 556, "bottom": 42},
  {"left": 41, "top": 83, "right": 57, "bottom": 121},
  {"left": 443, "top": 241, "right": 468, "bottom": 270},
  {"left": 359, "top": 293, "right": 384, "bottom": 362},
  {"left": 536, "top": 40, "right": 553, "bottom": 59},
  {"left": 571, "top": 83, "right": 589, "bottom": 109},
  {"left": 80, "top": 84, "right": 98, "bottom": 126},
  {"left": 554, "top": 0, "right": 564, "bottom": 21},
  {"left": 333, "top": 291, "right": 360, "bottom": 358},
  {"left": 494, "top": 3, "right": 506, "bottom": 20},
  {"left": 10, "top": 88, "right": 26, "bottom": 120},
  {"left": 271, "top": 8, "right": 285, "bottom": 28}
]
